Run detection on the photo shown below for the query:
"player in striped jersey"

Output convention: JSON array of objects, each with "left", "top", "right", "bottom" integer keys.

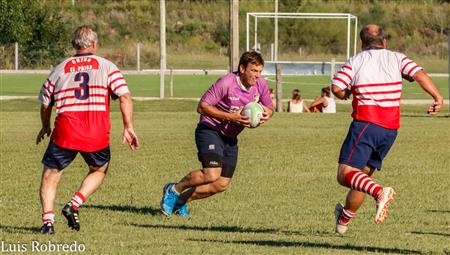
[
  {"left": 331, "top": 24, "right": 443, "bottom": 235},
  {"left": 36, "top": 25, "right": 139, "bottom": 234}
]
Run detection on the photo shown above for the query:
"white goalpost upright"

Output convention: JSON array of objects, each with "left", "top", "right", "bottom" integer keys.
[{"left": 246, "top": 12, "right": 358, "bottom": 61}]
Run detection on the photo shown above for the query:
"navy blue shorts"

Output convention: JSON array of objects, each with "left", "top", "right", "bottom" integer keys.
[
  {"left": 339, "top": 120, "right": 397, "bottom": 170},
  {"left": 195, "top": 123, "right": 238, "bottom": 178},
  {"left": 42, "top": 140, "right": 110, "bottom": 170}
]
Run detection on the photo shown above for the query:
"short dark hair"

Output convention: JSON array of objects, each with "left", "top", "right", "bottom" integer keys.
[
  {"left": 321, "top": 87, "right": 330, "bottom": 97},
  {"left": 359, "top": 25, "right": 385, "bottom": 47},
  {"left": 238, "top": 51, "right": 264, "bottom": 71}
]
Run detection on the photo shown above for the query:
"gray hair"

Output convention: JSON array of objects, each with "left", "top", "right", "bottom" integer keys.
[
  {"left": 359, "top": 24, "right": 385, "bottom": 47},
  {"left": 72, "top": 25, "right": 97, "bottom": 50}
]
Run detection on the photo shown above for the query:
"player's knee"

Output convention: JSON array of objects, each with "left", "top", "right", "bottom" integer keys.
[
  {"left": 89, "top": 163, "right": 109, "bottom": 174},
  {"left": 41, "top": 167, "right": 63, "bottom": 182},
  {"left": 336, "top": 164, "right": 351, "bottom": 186},
  {"left": 216, "top": 181, "right": 230, "bottom": 193},
  {"left": 337, "top": 174, "right": 347, "bottom": 186},
  {"left": 202, "top": 167, "right": 222, "bottom": 183},
  {"left": 212, "top": 179, "right": 230, "bottom": 193},
  {"left": 363, "top": 166, "right": 376, "bottom": 176}
]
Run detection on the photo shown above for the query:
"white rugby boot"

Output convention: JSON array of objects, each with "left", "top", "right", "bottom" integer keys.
[{"left": 374, "top": 187, "right": 395, "bottom": 224}]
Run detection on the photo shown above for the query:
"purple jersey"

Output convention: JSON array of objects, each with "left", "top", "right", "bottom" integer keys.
[{"left": 199, "top": 72, "right": 272, "bottom": 138}]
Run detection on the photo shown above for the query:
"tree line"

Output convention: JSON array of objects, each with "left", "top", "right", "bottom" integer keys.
[{"left": 0, "top": 0, "right": 448, "bottom": 69}]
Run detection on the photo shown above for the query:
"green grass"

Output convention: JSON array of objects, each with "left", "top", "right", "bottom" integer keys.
[
  {"left": 0, "top": 73, "right": 448, "bottom": 100},
  {"left": 167, "top": 52, "right": 228, "bottom": 70},
  {"left": 0, "top": 99, "right": 449, "bottom": 254}
]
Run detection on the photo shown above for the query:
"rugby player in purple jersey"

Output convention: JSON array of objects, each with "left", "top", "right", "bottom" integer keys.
[{"left": 160, "top": 51, "right": 274, "bottom": 217}]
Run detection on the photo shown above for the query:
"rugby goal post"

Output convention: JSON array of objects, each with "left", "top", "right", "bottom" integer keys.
[
  {"left": 246, "top": 12, "right": 358, "bottom": 61},
  {"left": 247, "top": 12, "right": 358, "bottom": 111}
]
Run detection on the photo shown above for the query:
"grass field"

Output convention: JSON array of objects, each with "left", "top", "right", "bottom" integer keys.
[
  {"left": 0, "top": 99, "right": 448, "bottom": 254},
  {"left": 0, "top": 73, "right": 448, "bottom": 100}
]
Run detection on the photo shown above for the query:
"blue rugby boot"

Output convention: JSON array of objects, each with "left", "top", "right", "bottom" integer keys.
[
  {"left": 160, "top": 183, "right": 179, "bottom": 216},
  {"left": 174, "top": 202, "right": 190, "bottom": 218}
]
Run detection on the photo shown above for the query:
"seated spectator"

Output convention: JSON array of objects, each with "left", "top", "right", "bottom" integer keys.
[
  {"left": 269, "top": 88, "right": 276, "bottom": 108},
  {"left": 309, "top": 87, "right": 336, "bottom": 113},
  {"left": 288, "top": 89, "right": 310, "bottom": 113}
]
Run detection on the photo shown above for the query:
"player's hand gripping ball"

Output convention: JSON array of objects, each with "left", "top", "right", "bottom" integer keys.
[{"left": 241, "top": 102, "right": 264, "bottom": 128}]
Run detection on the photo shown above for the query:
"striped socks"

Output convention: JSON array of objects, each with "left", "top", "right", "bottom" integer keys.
[
  {"left": 42, "top": 211, "right": 55, "bottom": 224},
  {"left": 344, "top": 170, "right": 383, "bottom": 199},
  {"left": 41, "top": 192, "right": 85, "bottom": 225},
  {"left": 339, "top": 208, "right": 356, "bottom": 225},
  {"left": 70, "top": 192, "right": 86, "bottom": 210}
]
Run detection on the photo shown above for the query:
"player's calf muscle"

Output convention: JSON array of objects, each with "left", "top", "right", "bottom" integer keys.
[{"left": 179, "top": 168, "right": 221, "bottom": 189}]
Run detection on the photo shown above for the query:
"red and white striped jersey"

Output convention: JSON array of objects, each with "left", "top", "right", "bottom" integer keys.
[
  {"left": 332, "top": 48, "right": 422, "bottom": 129},
  {"left": 39, "top": 53, "right": 129, "bottom": 152}
]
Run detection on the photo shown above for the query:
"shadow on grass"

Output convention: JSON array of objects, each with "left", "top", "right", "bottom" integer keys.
[
  {"left": 85, "top": 204, "right": 160, "bottom": 216},
  {"left": 130, "top": 223, "right": 335, "bottom": 236},
  {"left": 425, "top": 209, "right": 450, "bottom": 213},
  {"left": 411, "top": 231, "right": 450, "bottom": 237},
  {"left": 131, "top": 223, "right": 279, "bottom": 234},
  {"left": 401, "top": 114, "right": 450, "bottom": 118},
  {"left": 189, "top": 238, "right": 422, "bottom": 254},
  {"left": 0, "top": 225, "right": 40, "bottom": 234}
]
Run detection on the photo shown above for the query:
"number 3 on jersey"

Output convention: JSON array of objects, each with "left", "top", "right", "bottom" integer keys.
[{"left": 74, "top": 72, "right": 89, "bottom": 100}]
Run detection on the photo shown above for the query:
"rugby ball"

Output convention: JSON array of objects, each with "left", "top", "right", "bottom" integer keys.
[{"left": 242, "top": 102, "right": 264, "bottom": 128}]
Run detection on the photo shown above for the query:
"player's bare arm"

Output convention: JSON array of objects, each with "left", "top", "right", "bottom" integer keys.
[
  {"left": 36, "top": 104, "right": 53, "bottom": 145},
  {"left": 413, "top": 70, "right": 444, "bottom": 115},
  {"left": 331, "top": 85, "right": 351, "bottom": 100},
  {"left": 198, "top": 101, "right": 251, "bottom": 127},
  {"left": 119, "top": 93, "right": 139, "bottom": 150},
  {"left": 310, "top": 96, "right": 328, "bottom": 107}
]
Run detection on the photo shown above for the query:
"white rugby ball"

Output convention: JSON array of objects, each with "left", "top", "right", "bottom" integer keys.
[{"left": 241, "top": 102, "right": 264, "bottom": 128}]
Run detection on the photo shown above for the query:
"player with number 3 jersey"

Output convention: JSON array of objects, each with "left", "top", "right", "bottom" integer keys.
[
  {"left": 40, "top": 46, "right": 128, "bottom": 152},
  {"left": 36, "top": 25, "right": 139, "bottom": 234}
]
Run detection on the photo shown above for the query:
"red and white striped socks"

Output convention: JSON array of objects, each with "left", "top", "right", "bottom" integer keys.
[
  {"left": 42, "top": 211, "right": 55, "bottom": 224},
  {"left": 70, "top": 192, "right": 86, "bottom": 210},
  {"left": 344, "top": 170, "right": 383, "bottom": 198},
  {"left": 338, "top": 208, "right": 356, "bottom": 225},
  {"left": 41, "top": 192, "right": 86, "bottom": 224}
]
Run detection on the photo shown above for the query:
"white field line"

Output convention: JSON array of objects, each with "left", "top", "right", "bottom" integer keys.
[
  {"left": 1, "top": 95, "right": 448, "bottom": 105},
  {"left": 265, "top": 78, "right": 325, "bottom": 86}
]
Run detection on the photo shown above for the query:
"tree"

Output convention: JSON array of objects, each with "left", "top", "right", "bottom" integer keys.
[
  {"left": 0, "top": 0, "right": 70, "bottom": 67},
  {"left": 0, "top": 0, "right": 32, "bottom": 44}
]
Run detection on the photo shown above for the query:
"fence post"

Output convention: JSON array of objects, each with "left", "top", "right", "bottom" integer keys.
[
  {"left": 275, "top": 63, "right": 282, "bottom": 112},
  {"left": 159, "top": 0, "right": 166, "bottom": 99},
  {"left": 330, "top": 58, "right": 336, "bottom": 80},
  {"left": 330, "top": 58, "right": 336, "bottom": 98},
  {"left": 136, "top": 42, "right": 141, "bottom": 72},
  {"left": 270, "top": 43, "right": 274, "bottom": 61},
  {"left": 169, "top": 67, "right": 174, "bottom": 97},
  {"left": 229, "top": 0, "right": 239, "bottom": 72},
  {"left": 14, "top": 42, "right": 19, "bottom": 70}
]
